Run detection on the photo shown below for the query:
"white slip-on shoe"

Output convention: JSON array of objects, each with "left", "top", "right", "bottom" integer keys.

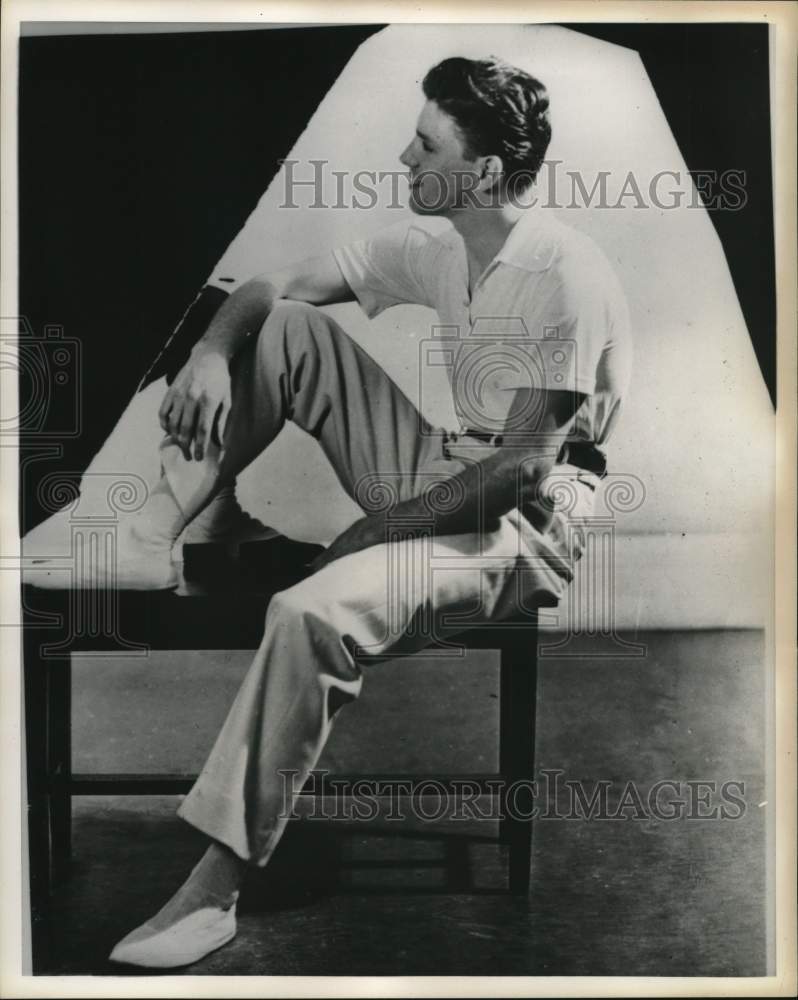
[
  {"left": 23, "top": 517, "right": 178, "bottom": 590},
  {"left": 108, "top": 902, "right": 237, "bottom": 969}
]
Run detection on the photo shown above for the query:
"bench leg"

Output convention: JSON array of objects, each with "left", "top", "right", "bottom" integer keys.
[
  {"left": 499, "top": 617, "right": 538, "bottom": 894},
  {"left": 47, "top": 657, "right": 72, "bottom": 882},
  {"left": 23, "top": 626, "right": 53, "bottom": 969}
]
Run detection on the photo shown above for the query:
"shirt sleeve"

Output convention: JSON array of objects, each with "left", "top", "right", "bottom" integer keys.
[
  {"left": 531, "top": 257, "right": 619, "bottom": 397},
  {"left": 333, "top": 220, "right": 433, "bottom": 318}
]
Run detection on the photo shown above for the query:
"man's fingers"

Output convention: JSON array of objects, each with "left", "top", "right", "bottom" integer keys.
[
  {"left": 158, "top": 388, "right": 175, "bottom": 432},
  {"left": 159, "top": 358, "right": 231, "bottom": 457},
  {"left": 214, "top": 394, "right": 232, "bottom": 448},
  {"left": 164, "top": 400, "right": 182, "bottom": 442},
  {"left": 194, "top": 403, "right": 213, "bottom": 462},
  {"left": 176, "top": 399, "right": 199, "bottom": 460},
  {"left": 164, "top": 384, "right": 189, "bottom": 439}
]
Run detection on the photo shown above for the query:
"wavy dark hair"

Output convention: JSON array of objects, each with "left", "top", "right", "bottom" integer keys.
[{"left": 422, "top": 56, "right": 551, "bottom": 190}]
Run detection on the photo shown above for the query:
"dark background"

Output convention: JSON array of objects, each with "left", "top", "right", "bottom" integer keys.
[{"left": 18, "top": 23, "right": 775, "bottom": 531}]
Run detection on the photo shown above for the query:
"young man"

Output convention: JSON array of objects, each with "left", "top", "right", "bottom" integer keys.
[{"left": 55, "top": 56, "right": 631, "bottom": 966}]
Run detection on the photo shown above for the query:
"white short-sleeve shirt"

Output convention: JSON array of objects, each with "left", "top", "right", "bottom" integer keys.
[{"left": 333, "top": 207, "right": 632, "bottom": 447}]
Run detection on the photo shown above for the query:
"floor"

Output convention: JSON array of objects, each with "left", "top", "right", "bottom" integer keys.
[{"left": 36, "top": 629, "right": 769, "bottom": 976}]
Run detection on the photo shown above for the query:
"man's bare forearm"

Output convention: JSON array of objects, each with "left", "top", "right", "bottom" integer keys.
[
  {"left": 159, "top": 277, "right": 281, "bottom": 458},
  {"left": 194, "top": 277, "right": 280, "bottom": 362},
  {"left": 310, "top": 443, "right": 564, "bottom": 572}
]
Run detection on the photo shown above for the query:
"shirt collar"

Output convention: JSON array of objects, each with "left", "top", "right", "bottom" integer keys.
[
  {"left": 493, "top": 205, "right": 562, "bottom": 272},
  {"left": 438, "top": 205, "right": 562, "bottom": 276}
]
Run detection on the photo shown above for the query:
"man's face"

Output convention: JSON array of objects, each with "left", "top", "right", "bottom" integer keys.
[{"left": 400, "top": 100, "right": 484, "bottom": 216}]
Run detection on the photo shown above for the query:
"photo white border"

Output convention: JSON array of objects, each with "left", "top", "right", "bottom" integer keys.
[{"left": 1, "top": 2, "right": 795, "bottom": 997}]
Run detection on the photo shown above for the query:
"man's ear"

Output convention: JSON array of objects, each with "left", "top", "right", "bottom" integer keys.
[{"left": 478, "top": 154, "right": 504, "bottom": 191}]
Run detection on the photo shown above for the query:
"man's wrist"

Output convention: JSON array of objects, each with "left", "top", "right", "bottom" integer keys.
[{"left": 191, "top": 336, "right": 234, "bottom": 365}]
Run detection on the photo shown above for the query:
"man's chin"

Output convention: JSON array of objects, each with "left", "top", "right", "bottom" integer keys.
[{"left": 408, "top": 191, "right": 448, "bottom": 216}]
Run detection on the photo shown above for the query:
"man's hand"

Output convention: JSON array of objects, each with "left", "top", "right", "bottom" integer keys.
[
  {"left": 159, "top": 349, "right": 232, "bottom": 461},
  {"left": 310, "top": 514, "right": 388, "bottom": 573},
  {"left": 155, "top": 257, "right": 354, "bottom": 463}
]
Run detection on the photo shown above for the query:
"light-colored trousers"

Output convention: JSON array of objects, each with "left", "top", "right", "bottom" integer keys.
[{"left": 170, "top": 301, "right": 597, "bottom": 865}]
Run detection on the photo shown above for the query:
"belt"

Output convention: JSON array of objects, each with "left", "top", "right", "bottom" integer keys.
[
  {"left": 460, "top": 428, "right": 505, "bottom": 447},
  {"left": 459, "top": 429, "right": 608, "bottom": 479}
]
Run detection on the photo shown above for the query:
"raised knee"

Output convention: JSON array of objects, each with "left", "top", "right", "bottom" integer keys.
[
  {"left": 267, "top": 578, "right": 360, "bottom": 644},
  {"left": 272, "top": 299, "right": 320, "bottom": 322},
  {"left": 261, "top": 299, "right": 324, "bottom": 337},
  {"left": 256, "top": 300, "right": 335, "bottom": 361}
]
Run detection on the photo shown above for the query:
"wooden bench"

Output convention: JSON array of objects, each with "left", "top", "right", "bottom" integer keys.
[{"left": 22, "top": 541, "right": 555, "bottom": 967}]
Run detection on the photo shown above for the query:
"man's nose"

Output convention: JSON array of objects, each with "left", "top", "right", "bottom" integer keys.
[{"left": 399, "top": 143, "right": 416, "bottom": 168}]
